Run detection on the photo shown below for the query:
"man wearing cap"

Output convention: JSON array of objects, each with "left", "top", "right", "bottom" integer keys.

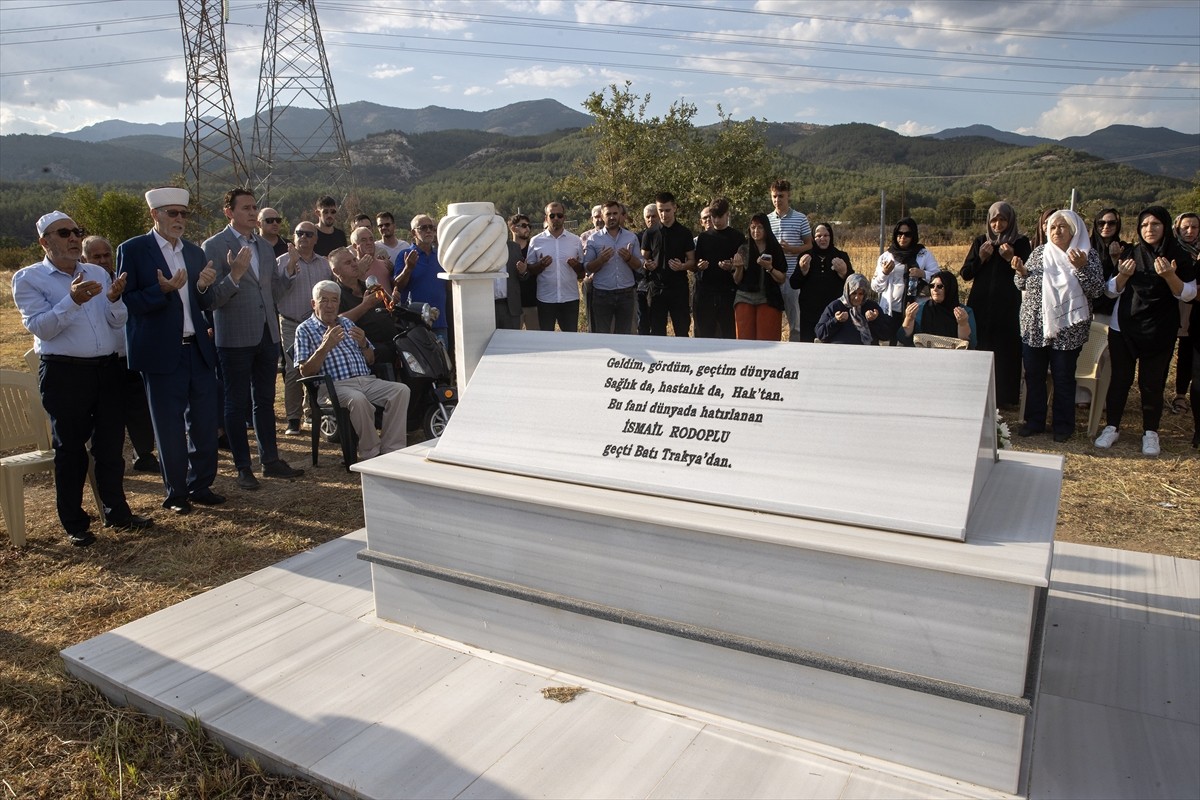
[
  {"left": 201, "top": 188, "right": 304, "bottom": 491},
  {"left": 12, "top": 211, "right": 152, "bottom": 545},
  {"left": 117, "top": 187, "right": 225, "bottom": 515},
  {"left": 82, "top": 235, "right": 159, "bottom": 474}
]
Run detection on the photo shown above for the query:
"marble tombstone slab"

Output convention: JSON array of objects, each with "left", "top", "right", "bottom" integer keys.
[{"left": 430, "top": 330, "right": 998, "bottom": 541}]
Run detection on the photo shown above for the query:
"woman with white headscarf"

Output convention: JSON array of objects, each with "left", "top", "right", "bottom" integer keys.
[
  {"left": 1010, "top": 209, "right": 1103, "bottom": 442},
  {"left": 963, "top": 201, "right": 1032, "bottom": 408}
]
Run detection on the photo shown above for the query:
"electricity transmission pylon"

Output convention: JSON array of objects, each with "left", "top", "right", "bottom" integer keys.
[
  {"left": 177, "top": 0, "right": 249, "bottom": 215},
  {"left": 251, "top": 0, "right": 352, "bottom": 205}
]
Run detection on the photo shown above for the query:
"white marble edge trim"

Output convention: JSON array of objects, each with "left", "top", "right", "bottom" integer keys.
[
  {"left": 358, "top": 549, "right": 1036, "bottom": 715},
  {"left": 353, "top": 449, "right": 1058, "bottom": 587}
]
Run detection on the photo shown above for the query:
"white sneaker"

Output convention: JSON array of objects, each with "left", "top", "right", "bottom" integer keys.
[
  {"left": 1142, "top": 431, "right": 1160, "bottom": 456},
  {"left": 1094, "top": 426, "right": 1120, "bottom": 448}
]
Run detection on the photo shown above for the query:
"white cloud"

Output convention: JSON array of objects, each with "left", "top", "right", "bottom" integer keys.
[
  {"left": 369, "top": 64, "right": 415, "bottom": 80},
  {"left": 499, "top": 65, "right": 628, "bottom": 89},
  {"left": 1030, "top": 66, "right": 1200, "bottom": 138},
  {"left": 463, "top": 86, "right": 492, "bottom": 97},
  {"left": 879, "top": 119, "right": 938, "bottom": 137}
]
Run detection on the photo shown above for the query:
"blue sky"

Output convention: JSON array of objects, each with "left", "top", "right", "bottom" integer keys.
[{"left": 1, "top": 0, "right": 1197, "bottom": 140}]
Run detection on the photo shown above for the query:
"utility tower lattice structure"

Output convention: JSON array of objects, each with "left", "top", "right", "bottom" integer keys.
[
  {"left": 177, "top": 0, "right": 249, "bottom": 215},
  {"left": 251, "top": 0, "right": 352, "bottom": 204}
]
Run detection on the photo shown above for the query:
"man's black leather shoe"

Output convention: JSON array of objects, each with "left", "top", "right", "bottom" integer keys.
[
  {"left": 263, "top": 460, "right": 304, "bottom": 479},
  {"left": 104, "top": 514, "right": 154, "bottom": 531},
  {"left": 190, "top": 489, "right": 227, "bottom": 505},
  {"left": 236, "top": 469, "right": 261, "bottom": 490},
  {"left": 162, "top": 498, "right": 192, "bottom": 515}
]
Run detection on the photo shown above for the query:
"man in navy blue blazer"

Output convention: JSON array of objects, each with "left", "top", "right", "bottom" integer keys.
[{"left": 117, "top": 187, "right": 225, "bottom": 515}]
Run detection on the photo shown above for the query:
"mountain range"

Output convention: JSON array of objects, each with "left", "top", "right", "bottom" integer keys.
[{"left": 5, "top": 99, "right": 1195, "bottom": 186}]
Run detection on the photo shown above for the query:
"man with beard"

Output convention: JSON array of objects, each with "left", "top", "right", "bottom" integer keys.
[
  {"left": 119, "top": 188, "right": 225, "bottom": 516},
  {"left": 583, "top": 200, "right": 641, "bottom": 334},
  {"left": 14, "top": 211, "right": 151, "bottom": 544}
]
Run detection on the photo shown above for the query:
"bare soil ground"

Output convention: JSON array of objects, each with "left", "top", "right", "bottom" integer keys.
[{"left": 1, "top": 251, "right": 1196, "bottom": 798}]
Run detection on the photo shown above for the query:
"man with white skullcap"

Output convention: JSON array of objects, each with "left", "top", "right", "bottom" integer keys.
[
  {"left": 12, "top": 211, "right": 152, "bottom": 545},
  {"left": 117, "top": 187, "right": 224, "bottom": 515}
]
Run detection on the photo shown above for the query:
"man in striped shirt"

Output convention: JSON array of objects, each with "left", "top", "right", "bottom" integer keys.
[
  {"left": 767, "top": 179, "right": 813, "bottom": 340},
  {"left": 295, "top": 281, "right": 410, "bottom": 461}
]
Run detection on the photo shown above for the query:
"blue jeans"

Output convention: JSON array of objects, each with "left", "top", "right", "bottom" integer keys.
[
  {"left": 218, "top": 325, "right": 280, "bottom": 471},
  {"left": 1022, "top": 343, "right": 1081, "bottom": 436}
]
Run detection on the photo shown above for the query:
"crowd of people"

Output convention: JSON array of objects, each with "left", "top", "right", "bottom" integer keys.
[{"left": 10, "top": 179, "right": 1198, "bottom": 546}]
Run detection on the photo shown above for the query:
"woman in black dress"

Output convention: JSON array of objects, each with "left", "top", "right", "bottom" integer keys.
[
  {"left": 962, "top": 201, "right": 1032, "bottom": 407},
  {"left": 790, "top": 222, "right": 852, "bottom": 346},
  {"left": 1094, "top": 206, "right": 1198, "bottom": 456}
]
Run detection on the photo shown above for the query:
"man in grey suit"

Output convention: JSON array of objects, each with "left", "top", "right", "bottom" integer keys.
[{"left": 201, "top": 188, "right": 303, "bottom": 490}]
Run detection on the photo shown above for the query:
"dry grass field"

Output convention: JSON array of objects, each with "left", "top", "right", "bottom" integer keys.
[{"left": 1, "top": 248, "right": 1196, "bottom": 798}]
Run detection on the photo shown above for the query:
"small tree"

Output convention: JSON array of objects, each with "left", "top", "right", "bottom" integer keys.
[
  {"left": 559, "top": 82, "right": 772, "bottom": 226},
  {"left": 61, "top": 186, "right": 149, "bottom": 245}
]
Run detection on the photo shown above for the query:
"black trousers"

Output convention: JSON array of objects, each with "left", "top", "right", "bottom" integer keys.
[
  {"left": 38, "top": 355, "right": 131, "bottom": 534},
  {"left": 120, "top": 358, "right": 156, "bottom": 458},
  {"left": 1105, "top": 330, "right": 1172, "bottom": 433},
  {"left": 692, "top": 290, "right": 736, "bottom": 339},
  {"left": 648, "top": 285, "right": 691, "bottom": 337}
]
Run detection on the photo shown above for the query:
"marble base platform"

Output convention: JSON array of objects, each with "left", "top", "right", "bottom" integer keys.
[
  {"left": 354, "top": 445, "right": 1062, "bottom": 794},
  {"left": 60, "top": 529, "right": 1199, "bottom": 800}
]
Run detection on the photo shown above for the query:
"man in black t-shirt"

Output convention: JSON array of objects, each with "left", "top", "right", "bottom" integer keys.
[
  {"left": 314, "top": 195, "right": 347, "bottom": 257},
  {"left": 640, "top": 192, "right": 695, "bottom": 337}
]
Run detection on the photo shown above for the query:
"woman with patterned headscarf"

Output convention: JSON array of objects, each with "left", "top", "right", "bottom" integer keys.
[
  {"left": 870, "top": 217, "right": 939, "bottom": 343},
  {"left": 962, "top": 201, "right": 1032, "bottom": 408},
  {"left": 1010, "top": 210, "right": 1103, "bottom": 442},
  {"left": 1094, "top": 206, "right": 1198, "bottom": 456},
  {"left": 815, "top": 273, "right": 894, "bottom": 345}
]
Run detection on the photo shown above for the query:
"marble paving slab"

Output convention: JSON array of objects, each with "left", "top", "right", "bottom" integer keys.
[{"left": 62, "top": 531, "right": 1199, "bottom": 800}]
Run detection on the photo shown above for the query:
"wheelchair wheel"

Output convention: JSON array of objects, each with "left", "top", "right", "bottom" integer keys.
[
  {"left": 320, "top": 414, "right": 340, "bottom": 443},
  {"left": 423, "top": 403, "right": 453, "bottom": 439}
]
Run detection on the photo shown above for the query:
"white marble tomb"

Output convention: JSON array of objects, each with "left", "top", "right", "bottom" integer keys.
[{"left": 354, "top": 333, "right": 1059, "bottom": 794}]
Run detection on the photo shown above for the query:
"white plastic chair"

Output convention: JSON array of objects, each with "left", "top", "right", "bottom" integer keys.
[
  {"left": 2, "top": 362, "right": 105, "bottom": 546},
  {"left": 1018, "top": 321, "right": 1110, "bottom": 438}
]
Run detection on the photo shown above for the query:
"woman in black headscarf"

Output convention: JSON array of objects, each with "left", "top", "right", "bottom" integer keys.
[
  {"left": 899, "top": 270, "right": 976, "bottom": 348},
  {"left": 961, "top": 201, "right": 1032, "bottom": 407},
  {"left": 790, "top": 222, "right": 852, "bottom": 346},
  {"left": 1089, "top": 208, "right": 1127, "bottom": 322},
  {"left": 1094, "top": 206, "right": 1198, "bottom": 456},
  {"left": 1169, "top": 212, "right": 1198, "bottom": 423},
  {"left": 870, "top": 217, "right": 939, "bottom": 342}
]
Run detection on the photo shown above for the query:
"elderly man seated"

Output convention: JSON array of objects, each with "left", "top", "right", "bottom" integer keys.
[{"left": 294, "top": 280, "right": 411, "bottom": 460}]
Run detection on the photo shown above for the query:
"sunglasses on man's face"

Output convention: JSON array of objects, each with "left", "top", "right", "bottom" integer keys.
[
  {"left": 295, "top": 230, "right": 316, "bottom": 238},
  {"left": 547, "top": 213, "right": 565, "bottom": 219},
  {"left": 48, "top": 227, "right": 86, "bottom": 239},
  {"left": 417, "top": 224, "right": 436, "bottom": 232},
  {"left": 261, "top": 216, "right": 282, "bottom": 224}
]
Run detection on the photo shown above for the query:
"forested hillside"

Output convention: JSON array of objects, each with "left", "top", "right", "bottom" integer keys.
[{"left": 1, "top": 117, "right": 1194, "bottom": 247}]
